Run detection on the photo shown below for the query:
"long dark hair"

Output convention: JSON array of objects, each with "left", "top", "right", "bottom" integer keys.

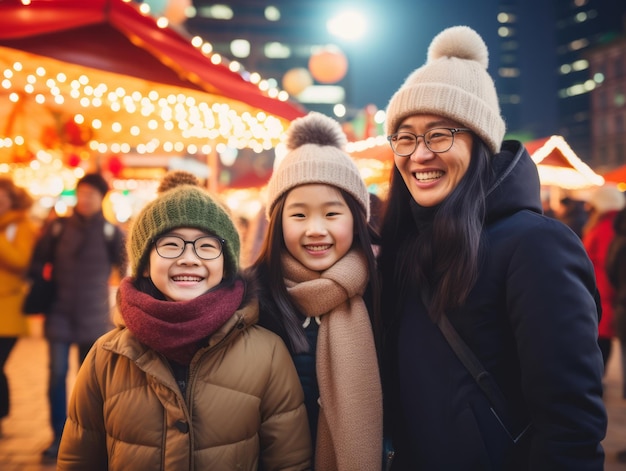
[
  {"left": 378, "top": 139, "right": 492, "bottom": 324},
  {"left": 248, "top": 188, "right": 381, "bottom": 354}
]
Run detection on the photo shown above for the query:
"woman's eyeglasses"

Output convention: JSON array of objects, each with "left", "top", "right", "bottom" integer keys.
[{"left": 387, "top": 127, "right": 471, "bottom": 156}]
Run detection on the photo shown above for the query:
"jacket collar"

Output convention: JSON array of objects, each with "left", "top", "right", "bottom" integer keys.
[{"left": 484, "top": 140, "right": 542, "bottom": 224}]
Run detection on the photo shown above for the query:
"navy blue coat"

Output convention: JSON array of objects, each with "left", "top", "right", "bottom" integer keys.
[
  {"left": 386, "top": 141, "right": 607, "bottom": 470},
  {"left": 253, "top": 271, "right": 319, "bottom": 450}
]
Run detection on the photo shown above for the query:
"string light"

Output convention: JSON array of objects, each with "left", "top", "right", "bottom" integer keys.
[
  {"left": 0, "top": 0, "right": 302, "bottom": 161},
  {"left": 531, "top": 135, "right": 604, "bottom": 189},
  {"left": 0, "top": 48, "right": 290, "bottom": 157}
]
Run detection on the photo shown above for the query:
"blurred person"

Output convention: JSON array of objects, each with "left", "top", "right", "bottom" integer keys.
[
  {"left": 369, "top": 192, "right": 385, "bottom": 257},
  {"left": 378, "top": 26, "right": 606, "bottom": 469},
  {"left": 31, "top": 173, "right": 127, "bottom": 459},
  {"left": 541, "top": 197, "right": 556, "bottom": 218},
  {"left": 556, "top": 196, "right": 588, "bottom": 238},
  {"left": 606, "top": 207, "right": 626, "bottom": 464},
  {"left": 606, "top": 206, "right": 626, "bottom": 396},
  {"left": 241, "top": 207, "right": 269, "bottom": 269},
  {"left": 246, "top": 112, "right": 382, "bottom": 470},
  {"left": 583, "top": 185, "right": 626, "bottom": 371},
  {"left": 57, "top": 180, "right": 311, "bottom": 470},
  {"left": 0, "top": 177, "right": 38, "bottom": 437},
  {"left": 368, "top": 192, "right": 384, "bottom": 234}
]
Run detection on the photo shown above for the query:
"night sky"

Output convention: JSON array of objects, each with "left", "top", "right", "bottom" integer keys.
[
  {"left": 340, "top": 0, "right": 499, "bottom": 108},
  {"left": 339, "top": 0, "right": 557, "bottom": 137}
]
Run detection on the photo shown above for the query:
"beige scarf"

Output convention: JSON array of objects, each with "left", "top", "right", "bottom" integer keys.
[{"left": 283, "top": 249, "right": 382, "bottom": 471}]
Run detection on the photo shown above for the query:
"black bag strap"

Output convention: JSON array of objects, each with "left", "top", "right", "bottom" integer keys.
[{"left": 436, "top": 314, "right": 531, "bottom": 443}]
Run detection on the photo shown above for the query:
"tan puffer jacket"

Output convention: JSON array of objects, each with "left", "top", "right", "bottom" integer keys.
[{"left": 57, "top": 298, "right": 312, "bottom": 470}]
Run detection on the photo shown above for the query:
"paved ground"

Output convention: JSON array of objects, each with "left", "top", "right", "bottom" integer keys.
[
  {"left": 0, "top": 317, "right": 77, "bottom": 471},
  {"left": 1, "top": 316, "right": 626, "bottom": 469}
]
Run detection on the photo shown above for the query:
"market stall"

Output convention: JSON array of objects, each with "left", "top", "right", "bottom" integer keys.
[
  {"left": 0, "top": 0, "right": 306, "bottom": 221},
  {"left": 523, "top": 135, "right": 605, "bottom": 210},
  {"left": 524, "top": 135, "right": 604, "bottom": 190}
]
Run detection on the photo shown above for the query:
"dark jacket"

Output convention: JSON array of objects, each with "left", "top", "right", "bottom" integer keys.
[
  {"left": 42, "top": 211, "right": 126, "bottom": 344},
  {"left": 386, "top": 141, "right": 606, "bottom": 470},
  {"left": 255, "top": 271, "right": 320, "bottom": 450}
]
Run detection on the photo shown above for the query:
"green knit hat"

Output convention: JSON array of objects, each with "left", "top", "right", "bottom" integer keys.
[{"left": 129, "top": 185, "right": 240, "bottom": 279}]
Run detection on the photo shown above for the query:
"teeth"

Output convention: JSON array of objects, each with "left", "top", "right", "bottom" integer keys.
[
  {"left": 306, "top": 245, "right": 330, "bottom": 251},
  {"left": 173, "top": 276, "right": 202, "bottom": 282},
  {"left": 415, "top": 171, "right": 443, "bottom": 182}
]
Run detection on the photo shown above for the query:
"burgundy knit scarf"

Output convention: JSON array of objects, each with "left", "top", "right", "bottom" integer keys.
[{"left": 117, "top": 277, "right": 244, "bottom": 365}]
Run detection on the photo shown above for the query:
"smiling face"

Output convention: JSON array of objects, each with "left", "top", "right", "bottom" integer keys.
[
  {"left": 394, "top": 114, "right": 474, "bottom": 207},
  {"left": 282, "top": 183, "right": 354, "bottom": 272},
  {"left": 146, "top": 227, "right": 225, "bottom": 301}
]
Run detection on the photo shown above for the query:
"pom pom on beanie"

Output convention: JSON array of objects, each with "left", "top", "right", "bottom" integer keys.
[
  {"left": 129, "top": 173, "right": 240, "bottom": 279},
  {"left": 265, "top": 111, "right": 369, "bottom": 220},
  {"left": 385, "top": 26, "right": 505, "bottom": 154},
  {"left": 157, "top": 170, "right": 201, "bottom": 194}
]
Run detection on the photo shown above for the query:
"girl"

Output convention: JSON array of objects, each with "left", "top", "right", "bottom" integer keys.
[
  {"left": 57, "top": 179, "right": 311, "bottom": 470},
  {"left": 247, "top": 112, "right": 382, "bottom": 471}
]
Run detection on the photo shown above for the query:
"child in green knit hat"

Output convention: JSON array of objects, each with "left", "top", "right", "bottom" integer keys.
[{"left": 57, "top": 173, "right": 312, "bottom": 470}]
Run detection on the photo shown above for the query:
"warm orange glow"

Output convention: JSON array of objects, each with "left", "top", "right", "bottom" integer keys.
[
  {"left": 529, "top": 135, "right": 604, "bottom": 189},
  {"left": 308, "top": 47, "right": 348, "bottom": 84},
  {"left": 0, "top": 47, "right": 290, "bottom": 160},
  {"left": 282, "top": 68, "right": 313, "bottom": 96}
]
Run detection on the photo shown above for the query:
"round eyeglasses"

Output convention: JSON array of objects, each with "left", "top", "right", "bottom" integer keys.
[
  {"left": 154, "top": 235, "right": 225, "bottom": 260},
  {"left": 387, "top": 127, "right": 472, "bottom": 156}
]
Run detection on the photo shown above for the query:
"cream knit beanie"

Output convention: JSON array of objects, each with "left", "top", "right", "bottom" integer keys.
[
  {"left": 266, "top": 111, "right": 369, "bottom": 220},
  {"left": 588, "top": 184, "right": 625, "bottom": 214},
  {"left": 385, "top": 25, "right": 505, "bottom": 154}
]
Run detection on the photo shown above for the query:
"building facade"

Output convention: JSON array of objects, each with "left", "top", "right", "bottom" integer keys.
[
  {"left": 554, "top": 0, "right": 626, "bottom": 162},
  {"left": 587, "top": 34, "right": 626, "bottom": 170}
]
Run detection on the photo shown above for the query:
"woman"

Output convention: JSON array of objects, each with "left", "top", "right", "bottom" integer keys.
[
  {"left": 0, "top": 176, "right": 37, "bottom": 436},
  {"left": 378, "top": 26, "right": 606, "bottom": 469}
]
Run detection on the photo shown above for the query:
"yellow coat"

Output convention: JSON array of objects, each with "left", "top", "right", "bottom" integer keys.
[{"left": 0, "top": 210, "right": 38, "bottom": 337}]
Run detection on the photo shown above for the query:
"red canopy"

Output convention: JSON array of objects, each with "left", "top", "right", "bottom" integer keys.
[
  {"left": 602, "top": 164, "right": 626, "bottom": 184},
  {"left": 0, "top": 0, "right": 304, "bottom": 121}
]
